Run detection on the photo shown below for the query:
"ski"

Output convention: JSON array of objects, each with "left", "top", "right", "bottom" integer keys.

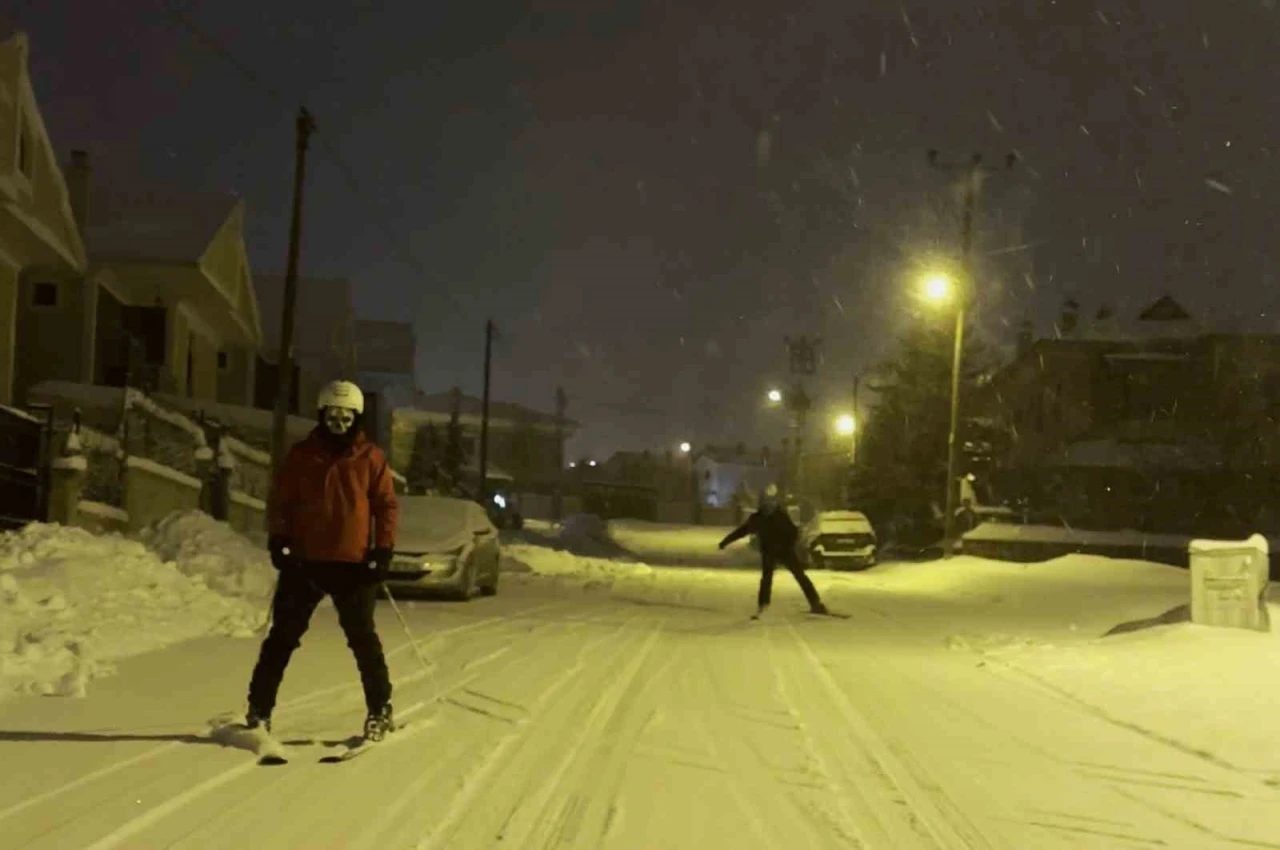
[
  {"left": 208, "top": 716, "right": 291, "bottom": 765},
  {"left": 320, "top": 718, "right": 420, "bottom": 763}
]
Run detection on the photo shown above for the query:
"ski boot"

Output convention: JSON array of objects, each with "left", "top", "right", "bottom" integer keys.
[
  {"left": 751, "top": 604, "right": 768, "bottom": 620},
  {"left": 363, "top": 704, "right": 395, "bottom": 743},
  {"left": 810, "top": 602, "right": 830, "bottom": 616}
]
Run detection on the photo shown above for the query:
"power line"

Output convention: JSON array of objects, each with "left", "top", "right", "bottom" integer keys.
[{"left": 156, "top": 0, "right": 464, "bottom": 315}]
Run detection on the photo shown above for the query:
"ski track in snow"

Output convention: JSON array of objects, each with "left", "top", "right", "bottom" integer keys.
[{"left": 4, "top": 578, "right": 1280, "bottom": 848}]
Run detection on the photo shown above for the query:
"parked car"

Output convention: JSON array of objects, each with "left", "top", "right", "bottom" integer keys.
[
  {"left": 800, "top": 510, "right": 878, "bottom": 570},
  {"left": 383, "top": 495, "right": 501, "bottom": 600}
]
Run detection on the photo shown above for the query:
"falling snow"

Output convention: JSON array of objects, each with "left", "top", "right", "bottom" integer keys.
[{"left": 1205, "top": 178, "right": 1234, "bottom": 195}]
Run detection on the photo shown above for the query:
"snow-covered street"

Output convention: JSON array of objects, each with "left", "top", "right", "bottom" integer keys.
[{"left": 4, "top": 526, "right": 1280, "bottom": 848}]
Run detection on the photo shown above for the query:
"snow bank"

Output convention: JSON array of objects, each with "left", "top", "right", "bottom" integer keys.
[
  {"left": 607, "top": 519, "right": 759, "bottom": 567},
  {"left": 136, "top": 511, "right": 276, "bottom": 600},
  {"left": 962, "top": 522, "right": 1189, "bottom": 548},
  {"left": 501, "top": 543, "right": 653, "bottom": 584},
  {"left": 0, "top": 522, "right": 267, "bottom": 702}
]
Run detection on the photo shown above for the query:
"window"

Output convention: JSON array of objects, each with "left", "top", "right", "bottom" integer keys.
[
  {"left": 217, "top": 351, "right": 229, "bottom": 371},
  {"left": 31, "top": 281, "right": 58, "bottom": 308}
]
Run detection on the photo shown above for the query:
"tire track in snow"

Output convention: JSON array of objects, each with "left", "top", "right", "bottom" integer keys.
[
  {"left": 503, "top": 627, "right": 668, "bottom": 848},
  {"left": 0, "top": 597, "right": 574, "bottom": 839},
  {"left": 774, "top": 623, "right": 1000, "bottom": 849},
  {"left": 157, "top": 603, "right": 629, "bottom": 850},
  {"left": 331, "top": 612, "right": 652, "bottom": 850},
  {"left": 411, "top": 616, "right": 665, "bottom": 850},
  {"left": 5, "top": 597, "right": 582, "bottom": 850},
  {"left": 679, "top": 636, "right": 846, "bottom": 848}
]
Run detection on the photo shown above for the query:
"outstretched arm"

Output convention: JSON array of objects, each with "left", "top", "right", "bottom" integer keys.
[{"left": 719, "top": 515, "right": 757, "bottom": 549}]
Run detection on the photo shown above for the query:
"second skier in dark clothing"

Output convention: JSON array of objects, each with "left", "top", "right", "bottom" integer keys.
[{"left": 719, "top": 485, "right": 828, "bottom": 618}]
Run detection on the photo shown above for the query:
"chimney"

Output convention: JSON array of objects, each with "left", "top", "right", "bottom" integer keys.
[
  {"left": 66, "top": 150, "right": 90, "bottom": 237},
  {"left": 1016, "top": 319, "right": 1034, "bottom": 358},
  {"left": 1058, "top": 298, "right": 1080, "bottom": 336}
]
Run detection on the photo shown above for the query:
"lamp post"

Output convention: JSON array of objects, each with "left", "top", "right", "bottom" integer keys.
[{"left": 925, "top": 148, "right": 1016, "bottom": 557}]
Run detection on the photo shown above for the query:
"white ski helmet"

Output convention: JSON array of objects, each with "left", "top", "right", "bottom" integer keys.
[{"left": 316, "top": 380, "right": 364, "bottom": 414}]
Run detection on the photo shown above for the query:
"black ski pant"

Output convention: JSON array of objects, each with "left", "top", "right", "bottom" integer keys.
[
  {"left": 247, "top": 562, "right": 391, "bottom": 717},
  {"left": 758, "top": 552, "right": 823, "bottom": 610}
]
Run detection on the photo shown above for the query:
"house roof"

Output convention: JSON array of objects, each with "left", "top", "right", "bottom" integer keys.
[
  {"left": 1077, "top": 294, "right": 1204, "bottom": 342},
  {"left": 354, "top": 319, "right": 416, "bottom": 375},
  {"left": 410, "top": 391, "right": 578, "bottom": 429},
  {"left": 84, "top": 184, "right": 240, "bottom": 264},
  {"left": 255, "top": 275, "right": 354, "bottom": 364}
]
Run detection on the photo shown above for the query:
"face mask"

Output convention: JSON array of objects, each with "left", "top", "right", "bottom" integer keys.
[{"left": 324, "top": 406, "right": 356, "bottom": 436}]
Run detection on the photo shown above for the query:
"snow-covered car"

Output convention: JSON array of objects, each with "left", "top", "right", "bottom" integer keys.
[
  {"left": 801, "top": 510, "right": 878, "bottom": 570},
  {"left": 383, "top": 495, "right": 500, "bottom": 600}
]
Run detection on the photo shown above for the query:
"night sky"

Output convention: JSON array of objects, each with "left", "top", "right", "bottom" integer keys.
[{"left": 10, "top": 1, "right": 1280, "bottom": 460}]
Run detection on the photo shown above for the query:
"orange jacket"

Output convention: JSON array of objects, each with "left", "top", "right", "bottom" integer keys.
[{"left": 268, "top": 430, "right": 400, "bottom": 563}]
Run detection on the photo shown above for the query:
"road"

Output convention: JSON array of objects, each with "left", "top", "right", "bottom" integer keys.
[{"left": 1, "top": 571, "right": 1278, "bottom": 849}]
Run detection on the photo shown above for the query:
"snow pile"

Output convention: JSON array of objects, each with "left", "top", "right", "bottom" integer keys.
[
  {"left": 502, "top": 543, "right": 653, "bottom": 583},
  {"left": 0, "top": 523, "right": 267, "bottom": 701},
  {"left": 607, "top": 519, "right": 759, "bottom": 567},
  {"left": 136, "top": 510, "right": 276, "bottom": 600}
]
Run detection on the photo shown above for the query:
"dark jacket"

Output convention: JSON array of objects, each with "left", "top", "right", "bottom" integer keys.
[
  {"left": 720, "top": 508, "right": 799, "bottom": 561},
  {"left": 268, "top": 429, "right": 399, "bottom": 563}
]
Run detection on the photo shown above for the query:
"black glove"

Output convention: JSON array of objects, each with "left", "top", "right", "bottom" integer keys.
[
  {"left": 718, "top": 541, "right": 728, "bottom": 550},
  {"left": 268, "top": 536, "right": 296, "bottom": 572},
  {"left": 367, "top": 547, "right": 393, "bottom": 582}
]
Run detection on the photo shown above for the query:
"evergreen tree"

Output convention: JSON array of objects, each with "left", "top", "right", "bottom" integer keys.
[
  {"left": 443, "top": 387, "right": 465, "bottom": 495},
  {"left": 850, "top": 314, "right": 990, "bottom": 544}
]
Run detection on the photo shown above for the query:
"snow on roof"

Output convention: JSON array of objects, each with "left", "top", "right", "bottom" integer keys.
[{"left": 85, "top": 184, "right": 240, "bottom": 263}]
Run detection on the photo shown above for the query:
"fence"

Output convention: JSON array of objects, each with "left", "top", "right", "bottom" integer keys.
[{"left": 0, "top": 404, "right": 51, "bottom": 529}]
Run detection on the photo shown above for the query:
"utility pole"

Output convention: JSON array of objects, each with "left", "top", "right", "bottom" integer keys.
[
  {"left": 270, "top": 107, "right": 317, "bottom": 475},
  {"left": 478, "top": 319, "right": 495, "bottom": 505},
  {"left": 784, "top": 335, "right": 820, "bottom": 499},
  {"left": 553, "top": 386, "right": 567, "bottom": 522},
  {"left": 927, "top": 149, "right": 1016, "bottom": 557}
]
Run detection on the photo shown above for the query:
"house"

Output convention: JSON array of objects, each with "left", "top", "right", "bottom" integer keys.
[
  {"left": 253, "top": 275, "right": 356, "bottom": 416},
  {"left": 12, "top": 143, "right": 263, "bottom": 407},
  {"left": 354, "top": 319, "right": 417, "bottom": 449},
  {"left": 389, "top": 389, "right": 578, "bottom": 491},
  {"left": 0, "top": 32, "right": 90, "bottom": 405},
  {"left": 981, "top": 295, "right": 1280, "bottom": 534},
  {"left": 694, "top": 445, "right": 776, "bottom": 508}
]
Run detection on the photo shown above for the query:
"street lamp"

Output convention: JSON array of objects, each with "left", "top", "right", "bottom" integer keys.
[
  {"left": 679, "top": 441, "right": 692, "bottom": 454},
  {"left": 834, "top": 413, "right": 856, "bottom": 437},
  {"left": 921, "top": 269, "right": 967, "bottom": 557},
  {"left": 922, "top": 274, "right": 953, "bottom": 303},
  {"left": 766, "top": 388, "right": 783, "bottom": 405}
]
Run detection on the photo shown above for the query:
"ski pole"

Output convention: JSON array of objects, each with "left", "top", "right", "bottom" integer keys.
[{"left": 380, "top": 583, "right": 440, "bottom": 713}]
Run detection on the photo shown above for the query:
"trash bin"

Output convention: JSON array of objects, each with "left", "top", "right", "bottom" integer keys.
[{"left": 1188, "top": 534, "right": 1270, "bottom": 632}]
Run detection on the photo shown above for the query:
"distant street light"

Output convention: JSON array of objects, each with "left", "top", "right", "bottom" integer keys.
[
  {"left": 767, "top": 388, "right": 783, "bottom": 405},
  {"left": 834, "top": 413, "right": 856, "bottom": 436},
  {"left": 923, "top": 274, "right": 953, "bottom": 303},
  {"left": 679, "top": 441, "right": 692, "bottom": 454}
]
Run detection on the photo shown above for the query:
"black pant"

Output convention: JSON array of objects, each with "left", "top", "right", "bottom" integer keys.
[
  {"left": 758, "top": 552, "right": 823, "bottom": 610},
  {"left": 247, "top": 562, "right": 392, "bottom": 716}
]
